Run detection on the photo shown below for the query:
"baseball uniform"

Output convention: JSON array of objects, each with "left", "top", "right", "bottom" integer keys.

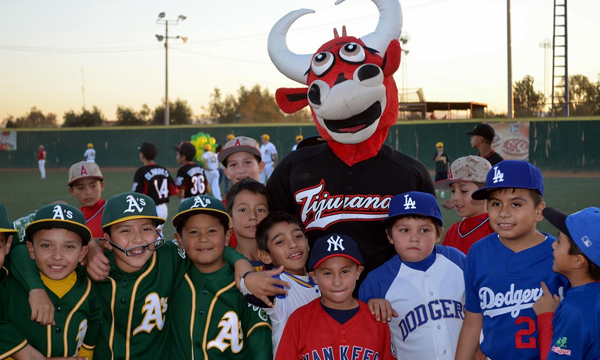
[
  {"left": 481, "top": 151, "right": 504, "bottom": 166},
  {"left": 464, "top": 233, "right": 569, "bottom": 359},
  {"left": 260, "top": 142, "right": 277, "bottom": 184},
  {"left": 169, "top": 262, "right": 273, "bottom": 359},
  {"left": 132, "top": 164, "right": 178, "bottom": 219},
  {"left": 80, "top": 198, "right": 107, "bottom": 239},
  {"left": 433, "top": 151, "right": 450, "bottom": 182},
  {"left": 84, "top": 148, "right": 96, "bottom": 163},
  {"left": 442, "top": 213, "right": 493, "bottom": 255},
  {"left": 267, "top": 143, "right": 434, "bottom": 287},
  {"left": 275, "top": 299, "right": 395, "bottom": 360},
  {"left": 0, "top": 267, "right": 29, "bottom": 360},
  {"left": 360, "top": 245, "right": 466, "bottom": 359},
  {"left": 202, "top": 151, "right": 221, "bottom": 200},
  {"left": 37, "top": 148, "right": 46, "bottom": 179},
  {"left": 175, "top": 163, "right": 209, "bottom": 200}
]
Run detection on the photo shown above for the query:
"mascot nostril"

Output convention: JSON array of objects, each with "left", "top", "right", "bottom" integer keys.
[
  {"left": 308, "top": 85, "right": 321, "bottom": 105},
  {"left": 334, "top": 73, "right": 347, "bottom": 85},
  {"left": 357, "top": 65, "right": 380, "bottom": 82}
]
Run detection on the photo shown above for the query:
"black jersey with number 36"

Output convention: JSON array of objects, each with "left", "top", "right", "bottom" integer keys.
[
  {"left": 175, "top": 163, "right": 208, "bottom": 198},
  {"left": 132, "top": 164, "right": 178, "bottom": 205}
]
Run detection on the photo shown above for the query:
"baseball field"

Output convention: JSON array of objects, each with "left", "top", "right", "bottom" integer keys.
[{"left": 1, "top": 168, "right": 599, "bottom": 239}]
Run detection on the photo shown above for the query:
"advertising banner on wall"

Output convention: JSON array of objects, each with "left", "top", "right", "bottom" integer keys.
[
  {"left": 490, "top": 122, "right": 529, "bottom": 161},
  {"left": 0, "top": 131, "right": 17, "bottom": 151}
]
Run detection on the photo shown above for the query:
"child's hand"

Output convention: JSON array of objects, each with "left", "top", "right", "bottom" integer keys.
[
  {"left": 243, "top": 266, "right": 290, "bottom": 307},
  {"left": 442, "top": 199, "right": 454, "bottom": 210},
  {"left": 367, "top": 298, "right": 398, "bottom": 323},
  {"left": 29, "top": 289, "right": 55, "bottom": 325},
  {"left": 84, "top": 238, "right": 110, "bottom": 281},
  {"left": 533, "top": 281, "right": 560, "bottom": 315}
]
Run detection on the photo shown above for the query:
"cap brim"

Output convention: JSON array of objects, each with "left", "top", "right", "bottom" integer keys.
[
  {"left": 172, "top": 208, "right": 231, "bottom": 228},
  {"left": 543, "top": 207, "right": 571, "bottom": 238},
  {"left": 465, "top": 131, "right": 475, "bottom": 136},
  {"left": 173, "top": 145, "right": 180, "bottom": 151},
  {"left": 68, "top": 175, "right": 104, "bottom": 186},
  {"left": 309, "top": 254, "right": 362, "bottom": 271},
  {"left": 0, "top": 227, "right": 18, "bottom": 234},
  {"left": 434, "top": 178, "right": 475, "bottom": 190},
  {"left": 26, "top": 219, "right": 92, "bottom": 245},
  {"left": 472, "top": 185, "right": 540, "bottom": 200},
  {"left": 218, "top": 146, "right": 261, "bottom": 164},
  {"left": 103, "top": 215, "right": 165, "bottom": 229}
]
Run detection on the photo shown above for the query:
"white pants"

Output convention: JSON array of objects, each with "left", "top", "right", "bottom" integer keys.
[
  {"left": 38, "top": 159, "right": 46, "bottom": 179},
  {"left": 260, "top": 162, "right": 275, "bottom": 184},
  {"left": 156, "top": 203, "right": 168, "bottom": 230},
  {"left": 205, "top": 169, "right": 221, "bottom": 200}
]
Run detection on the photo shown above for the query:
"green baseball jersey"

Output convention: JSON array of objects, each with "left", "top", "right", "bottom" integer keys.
[
  {"left": 94, "top": 241, "right": 188, "bottom": 360},
  {"left": 169, "top": 263, "right": 273, "bottom": 360},
  {"left": 0, "top": 268, "right": 28, "bottom": 360},
  {"left": 1, "top": 269, "right": 102, "bottom": 358}
]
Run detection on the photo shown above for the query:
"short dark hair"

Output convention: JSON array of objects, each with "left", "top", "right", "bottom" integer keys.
[
  {"left": 385, "top": 215, "right": 443, "bottom": 238},
  {"left": 256, "top": 212, "right": 305, "bottom": 252},
  {"left": 223, "top": 154, "right": 262, "bottom": 168},
  {"left": 175, "top": 213, "right": 229, "bottom": 236},
  {"left": 225, "top": 178, "right": 271, "bottom": 214},
  {"left": 488, "top": 188, "right": 543, "bottom": 207},
  {"left": 139, "top": 142, "right": 158, "bottom": 160},
  {"left": 566, "top": 236, "right": 600, "bottom": 281}
]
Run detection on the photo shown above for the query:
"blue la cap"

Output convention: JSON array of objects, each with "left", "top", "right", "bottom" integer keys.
[
  {"left": 471, "top": 160, "right": 544, "bottom": 200},
  {"left": 383, "top": 191, "right": 443, "bottom": 226},
  {"left": 308, "top": 233, "right": 364, "bottom": 271},
  {"left": 544, "top": 207, "right": 600, "bottom": 267}
]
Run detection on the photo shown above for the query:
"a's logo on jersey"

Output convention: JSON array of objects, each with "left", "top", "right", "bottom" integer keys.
[
  {"left": 582, "top": 235, "right": 593, "bottom": 248},
  {"left": 124, "top": 194, "right": 146, "bottom": 213},
  {"left": 191, "top": 196, "right": 211, "bottom": 209},
  {"left": 207, "top": 311, "right": 244, "bottom": 353},
  {"left": 327, "top": 235, "right": 345, "bottom": 252},
  {"left": 133, "top": 293, "right": 167, "bottom": 335},
  {"left": 80, "top": 165, "right": 89, "bottom": 176},
  {"left": 74, "top": 319, "right": 88, "bottom": 356},
  {"left": 492, "top": 166, "right": 504, "bottom": 184},
  {"left": 52, "top": 205, "right": 73, "bottom": 220},
  {"left": 403, "top": 194, "right": 416, "bottom": 210},
  {"left": 551, "top": 337, "right": 572, "bottom": 356}
]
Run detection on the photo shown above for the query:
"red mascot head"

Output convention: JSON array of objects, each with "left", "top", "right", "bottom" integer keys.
[{"left": 268, "top": 0, "right": 402, "bottom": 166}]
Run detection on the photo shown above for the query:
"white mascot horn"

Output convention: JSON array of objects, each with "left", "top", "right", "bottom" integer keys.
[{"left": 267, "top": 0, "right": 403, "bottom": 85}]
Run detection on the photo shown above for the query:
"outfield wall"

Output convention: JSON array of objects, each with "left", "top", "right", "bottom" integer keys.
[{"left": 1, "top": 117, "right": 599, "bottom": 172}]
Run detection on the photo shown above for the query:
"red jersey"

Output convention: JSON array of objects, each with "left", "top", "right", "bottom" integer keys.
[
  {"left": 80, "top": 198, "right": 106, "bottom": 239},
  {"left": 37, "top": 150, "right": 46, "bottom": 160},
  {"left": 442, "top": 213, "right": 493, "bottom": 255},
  {"left": 276, "top": 299, "right": 396, "bottom": 360},
  {"left": 222, "top": 198, "right": 237, "bottom": 248}
]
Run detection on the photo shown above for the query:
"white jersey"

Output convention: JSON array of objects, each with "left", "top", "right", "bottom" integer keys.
[
  {"left": 359, "top": 245, "right": 466, "bottom": 360},
  {"left": 84, "top": 148, "right": 96, "bottom": 162},
  {"left": 266, "top": 272, "right": 320, "bottom": 356},
  {"left": 260, "top": 142, "right": 277, "bottom": 164},
  {"left": 201, "top": 151, "right": 219, "bottom": 170}
]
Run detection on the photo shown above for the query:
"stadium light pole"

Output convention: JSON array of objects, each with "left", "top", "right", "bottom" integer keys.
[
  {"left": 156, "top": 13, "right": 188, "bottom": 126},
  {"left": 507, "top": 0, "right": 514, "bottom": 119}
]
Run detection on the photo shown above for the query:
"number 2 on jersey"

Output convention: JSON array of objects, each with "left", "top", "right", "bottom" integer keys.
[
  {"left": 153, "top": 179, "right": 169, "bottom": 199},
  {"left": 515, "top": 316, "right": 536, "bottom": 349}
]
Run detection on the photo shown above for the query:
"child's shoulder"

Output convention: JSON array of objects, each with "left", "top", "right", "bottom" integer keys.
[{"left": 434, "top": 244, "right": 466, "bottom": 266}]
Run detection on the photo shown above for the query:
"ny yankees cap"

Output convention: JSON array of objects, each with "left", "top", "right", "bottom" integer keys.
[
  {"left": 308, "top": 233, "right": 364, "bottom": 271},
  {"left": 68, "top": 161, "right": 104, "bottom": 186},
  {"left": 471, "top": 160, "right": 544, "bottom": 200},
  {"left": 173, "top": 141, "right": 196, "bottom": 158},
  {"left": 544, "top": 207, "right": 600, "bottom": 267},
  {"left": 25, "top": 203, "right": 92, "bottom": 245},
  {"left": 384, "top": 191, "right": 443, "bottom": 226},
  {"left": 172, "top": 195, "right": 231, "bottom": 228},
  {"left": 102, "top": 192, "right": 165, "bottom": 229},
  {"left": 435, "top": 156, "right": 492, "bottom": 189},
  {"left": 0, "top": 201, "right": 18, "bottom": 234},
  {"left": 465, "top": 123, "right": 495, "bottom": 142},
  {"left": 218, "top": 136, "right": 262, "bottom": 165},
  {"left": 139, "top": 142, "right": 158, "bottom": 160}
]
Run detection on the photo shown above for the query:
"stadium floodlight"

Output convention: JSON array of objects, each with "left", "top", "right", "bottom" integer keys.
[
  {"left": 155, "top": 35, "right": 164, "bottom": 41},
  {"left": 178, "top": 15, "right": 187, "bottom": 21},
  {"left": 158, "top": 12, "right": 165, "bottom": 18}
]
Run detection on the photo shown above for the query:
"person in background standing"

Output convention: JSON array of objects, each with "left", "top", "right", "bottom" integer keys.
[
  {"left": 465, "top": 123, "right": 504, "bottom": 166},
  {"left": 83, "top": 143, "right": 96, "bottom": 163},
  {"left": 37, "top": 145, "right": 46, "bottom": 180},
  {"left": 433, "top": 141, "right": 450, "bottom": 199},
  {"left": 259, "top": 134, "right": 277, "bottom": 184},
  {"left": 291, "top": 135, "right": 303, "bottom": 151}
]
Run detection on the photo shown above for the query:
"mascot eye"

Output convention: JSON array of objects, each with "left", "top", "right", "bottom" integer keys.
[
  {"left": 339, "top": 43, "right": 365, "bottom": 63},
  {"left": 312, "top": 52, "right": 335, "bottom": 76}
]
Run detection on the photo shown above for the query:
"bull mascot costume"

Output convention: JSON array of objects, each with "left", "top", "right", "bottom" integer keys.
[{"left": 266, "top": 0, "right": 435, "bottom": 282}]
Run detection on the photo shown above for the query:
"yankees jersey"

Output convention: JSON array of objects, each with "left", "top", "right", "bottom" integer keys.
[
  {"left": 442, "top": 213, "right": 493, "bottom": 255},
  {"left": 169, "top": 263, "right": 273, "bottom": 360},
  {"left": 267, "top": 272, "right": 321, "bottom": 355},
  {"left": 267, "top": 143, "right": 434, "bottom": 285},
  {"left": 202, "top": 151, "right": 220, "bottom": 171},
  {"left": 359, "top": 246, "right": 466, "bottom": 359},
  {"left": 275, "top": 299, "right": 395, "bottom": 360},
  {"left": 175, "top": 163, "right": 208, "bottom": 199},
  {"left": 94, "top": 242, "right": 187, "bottom": 360},
  {"left": 543, "top": 281, "right": 600, "bottom": 359},
  {"left": 132, "top": 164, "right": 178, "bottom": 205},
  {"left": 2, "top": 269, "right": 102, "bottom": 358},
  {"left": 464, "top": 233, "right": 569, "bottom": 360},
  {"left": 80, "top": 198, "right": 106, "bottom": 239}
]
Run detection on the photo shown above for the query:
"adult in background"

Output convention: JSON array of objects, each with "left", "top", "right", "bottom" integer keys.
[
  {"left": 259, "top": 134, "right": 277, "bottom": 184},
  {"left": 466, "top": 123, "right": 504, "bottom": 166},
  {"left": 83, "top": 142, "right": 96, "bottom": 163},
  {"left": 37, "top": 145, "right": 46, "bottom": 180},
  {"left": 291, "top": 135, "right": 303, "bottom": 151}
]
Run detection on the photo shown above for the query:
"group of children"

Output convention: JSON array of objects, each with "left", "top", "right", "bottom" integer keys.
[{"left": 1, "top": 134, "right": 599, "bottom": 359}]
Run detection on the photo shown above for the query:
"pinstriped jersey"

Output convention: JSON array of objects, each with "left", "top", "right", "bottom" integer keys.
[
  {"left": 94, "top": 242, "right": 187, "bottom": 360},
  {"left": 359, "top": 246, "right": 466, "bottom": 359},
  {"left": 169, "top": 263, "right": 273, "bottom": 359},
  {"left": 2, "top": 269, "right": 102, "bottom": 358}
]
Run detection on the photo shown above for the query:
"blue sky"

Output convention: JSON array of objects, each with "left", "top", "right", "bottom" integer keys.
[{"left": 1, "top": 0, "right": 598, "bottom": 121}]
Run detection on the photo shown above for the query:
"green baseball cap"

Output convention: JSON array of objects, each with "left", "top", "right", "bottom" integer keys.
[
  {"left": 102, "top": 192, "right": 165, "bottom": 229},
  {"left": 0, "top": 201, "right": 18, "bottom": 234},
  {"left": 25, "top": 203, "right": 91, "bottom": 244},
  {"left": 172, "top": 195, "right": 231, "bottom": 228}
]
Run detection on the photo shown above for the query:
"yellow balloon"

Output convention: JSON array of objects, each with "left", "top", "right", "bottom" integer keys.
[
  {"left": 209, "top": 137, "right": 216, "bottom": 145},
  {"left": 198, "top": 137, "right": 207, "bottom": 146}
]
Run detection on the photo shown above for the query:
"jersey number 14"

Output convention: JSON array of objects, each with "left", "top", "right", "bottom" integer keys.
[{"left": 154, "top": 179, "right": 169, "bottom": 199}]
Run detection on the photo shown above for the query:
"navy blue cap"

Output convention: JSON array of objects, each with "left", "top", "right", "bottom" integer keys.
[
  {"left": 471, "top": 160, "right": 544, "bottom": 200},
  {"left": 308, "top": 233, "right": 364, "bottom": 271},
  {"left": 383, "top": 191, "right": 443, "bottom": 226}
]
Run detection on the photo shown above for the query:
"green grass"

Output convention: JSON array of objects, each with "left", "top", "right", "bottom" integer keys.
[{"left": 1, "top": 170, "right": 599, "bottom": 239}]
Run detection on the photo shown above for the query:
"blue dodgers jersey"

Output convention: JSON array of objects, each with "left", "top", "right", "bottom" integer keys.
[
  {"left": 464, "top": 233, "right": 569, "bottom": 360},
  {"left": 547, "top": 281, "right": 600, "bottom": 359}
]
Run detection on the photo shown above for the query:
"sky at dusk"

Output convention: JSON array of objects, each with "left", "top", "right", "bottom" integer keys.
[{"left": 1, "top": 0, "right": 599, "bottom": 121}]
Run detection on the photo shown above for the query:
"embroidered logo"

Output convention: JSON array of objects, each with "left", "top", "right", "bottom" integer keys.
[
  {"left": 80, "top": 165, "right": 89, "bottom": 176},
  {"left": 52, "top": 205, "right": 73, "bottom": 220},
  {"left": 124, "top": 195, "right": 146, "bottom": 213},
  {"left": 403, "top": 194, "right": 416, "bottom": 210},
  {"left": 492, "top": 166, "right": 504, "bottom": 184},
  {"left": 191, "top": 196, "right": 211, "bottom": 209},
  {"left": 551, "top": 337, "right": 571, "bottom": 356},
  {"left": 326, "top": 235, "right": 345, "bottom": 252},
  {"left": 582, "top": 235, "right": 592, "bottom": 248}
]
